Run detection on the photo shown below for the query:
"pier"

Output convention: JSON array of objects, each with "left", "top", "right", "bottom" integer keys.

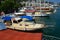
[{"left": 0, "top": 29, "right": 42, "bottom": 40}]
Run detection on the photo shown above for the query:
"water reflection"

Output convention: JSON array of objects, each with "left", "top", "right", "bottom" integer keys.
[
  {"left": 35, "top": 16, "right": 56, "bottom": 27},
  {"left": 34, "top": 16, "right": 56, "bottom": 35}
]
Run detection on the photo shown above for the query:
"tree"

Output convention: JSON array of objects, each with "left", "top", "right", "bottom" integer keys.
[{"left": 0, "top": 0, "right": 21, "bottom": 14}]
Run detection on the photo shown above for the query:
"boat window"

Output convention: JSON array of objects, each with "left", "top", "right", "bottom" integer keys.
[
  {"left": 13, "top": 20, "right": 18, "bottom": 23},
  {"left": 18, "top": 19, "right": 22, "bottom": 22},
  {"left": 25, "top": 24, "right": 29, "bottom": 26},
  {"left": 13, "top": 19, "right": 22, "bottom": 23}
]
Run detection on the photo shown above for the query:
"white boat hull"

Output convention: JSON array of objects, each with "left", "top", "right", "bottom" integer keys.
[
  {"left": 26, "top": 12, "right": 49, "bottom": 17},
  {"left": 33, "top": 13, "right": 48, "bottom": 16},
  {"left": 6, "top": 22, "right": 44, "bottom": 31}
]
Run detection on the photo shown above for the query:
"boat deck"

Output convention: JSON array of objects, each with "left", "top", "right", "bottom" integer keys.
[{"left": 0, "top": 29, "right": 42, "bottom": 40}]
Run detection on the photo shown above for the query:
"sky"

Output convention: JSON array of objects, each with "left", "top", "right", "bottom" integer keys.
[{"left": 46, "top": 0, "right": 60, "bottom": 3}]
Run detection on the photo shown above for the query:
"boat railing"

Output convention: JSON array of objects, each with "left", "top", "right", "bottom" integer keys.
[{"left": 43, "top": 34, "right": 60, "bottom": 40}]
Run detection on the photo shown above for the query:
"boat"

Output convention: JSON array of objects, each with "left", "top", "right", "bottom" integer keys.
[
  {"left": 14, "top": 7, "right": 27, "bottom": 16},
  {"left": 21, "top": 0, "right": 55, "bottom": 16},
  {"left": 53, "top": 3, "right": 59, "bottom": 7},
  {"left": 24, "top": 7, "right": 35, "bottom": 16},
  {"left": 24, "top": 7, "right": 50, "bottom": 16},
  {"left": 34, "top": 3, "right": 54, "bottom": 12},
  {"left": 34, "top": 11, "right": 48, "bottom": 16},
  {"left": 3, "top": 16, "right": 44, "bottom": 31},
  {"left": 14, "top": 12, "right": 25, "bottom": 16}
]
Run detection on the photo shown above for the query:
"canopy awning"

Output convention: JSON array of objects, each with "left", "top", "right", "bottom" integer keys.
[
  {"left": 2, "top": 16, "right": 12, "bottom": 21},
  {"left": 20, "top": 16, "right": 33, "bottom": 21}
]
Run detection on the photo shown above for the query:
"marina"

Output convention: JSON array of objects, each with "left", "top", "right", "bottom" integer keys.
[
  {"left": 0, "top": 0, "right": 60, "bottom": 40},
  {"left": 0, "top": 7, "right": 60, "bottom": 39}
]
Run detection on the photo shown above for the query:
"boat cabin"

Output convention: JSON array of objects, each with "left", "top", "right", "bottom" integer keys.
[{"left": 11, "top": 17, "right": 22, "bottom": 23}]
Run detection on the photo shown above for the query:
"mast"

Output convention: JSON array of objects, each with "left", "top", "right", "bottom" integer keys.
[
  {"left": 26, "top": 2, "right": 27, "bottom": 7},
  {"left": 48, "top": 0, "right": 50, "bottom": 8},
  {"left": 40, "top": 0, "right": 41, "bottom": 12},
  {"left": 44, "top": 0, "right": 45, "bottom": 7},
  {"left": 28, "top": 0, "right": 30, "bottom": 7}
]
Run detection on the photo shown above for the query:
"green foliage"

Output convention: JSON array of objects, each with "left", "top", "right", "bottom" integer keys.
[{"left": 0, "top": 0, "right": 21, "bottom": 13}]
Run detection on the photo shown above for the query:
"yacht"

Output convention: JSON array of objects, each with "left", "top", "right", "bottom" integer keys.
[
  {"left": 3, "top": 16, "right": 44, "bottom": 31},
  {"left": 14, "top": 7, "right": 27, "bottom": 16},
  {"left": 22, "top": 0, "right": 55, "bottom": 16}
]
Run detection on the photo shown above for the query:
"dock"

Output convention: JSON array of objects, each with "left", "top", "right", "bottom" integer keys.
[{"left": 0, "top": 29, "right": 42, "bottom": 40}]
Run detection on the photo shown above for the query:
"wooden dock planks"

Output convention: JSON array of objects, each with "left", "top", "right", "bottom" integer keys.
[{"left": 0, "top": 29, "right": 42, "bottom": 40}]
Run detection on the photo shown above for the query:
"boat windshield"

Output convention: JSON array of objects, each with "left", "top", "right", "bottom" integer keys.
[{"left": 13, "top": 19, "right": 22, "bottom": 23}]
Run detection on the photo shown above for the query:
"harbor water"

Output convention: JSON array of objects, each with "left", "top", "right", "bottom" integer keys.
[{"left": 42, "top": 7, "right": 60, "bottom": 39}]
